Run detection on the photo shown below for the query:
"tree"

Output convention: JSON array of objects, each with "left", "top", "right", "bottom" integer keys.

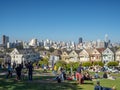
[
  {"left": 49, "top": 47, "right": 54, "bottom": 53},
  {"left": 38, "top": 57, "right": 49, "bottom": 66},
  {"left": 92, "top": 61, "right": 104, "bottom": 67},
  {"left": 56, "top": 60, "right": 67, "bottom": 70},
  {"left": 98, "top": 61, "right": 104, "bottom": 67},
  {"left": 82, "top": 62, "right": 92, "bottom": 67}
]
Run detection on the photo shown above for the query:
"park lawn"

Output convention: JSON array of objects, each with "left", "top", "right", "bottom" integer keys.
[
  {"left": 0, "top": 74, "right": 120, "bottom": 90},
  {"left": 0, "top": 69, "right": 120, "bottom": 90}
]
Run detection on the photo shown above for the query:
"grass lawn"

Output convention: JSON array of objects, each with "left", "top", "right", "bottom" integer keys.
[{"left": 0, "top": 70, "right": 120, "bottom": 90}]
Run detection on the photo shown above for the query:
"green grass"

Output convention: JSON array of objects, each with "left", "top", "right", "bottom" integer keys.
[{"left": 0, "top": 70, "right": 120, "bottom": 90}]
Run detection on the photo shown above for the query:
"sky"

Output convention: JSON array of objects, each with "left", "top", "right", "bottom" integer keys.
[{"left": 0, "top": 0, "right": 120, "bottom": 42}]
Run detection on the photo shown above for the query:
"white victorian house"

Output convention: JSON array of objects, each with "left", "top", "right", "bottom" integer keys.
[
  {"left": 115, "top": 48, "right": 120, "bottom": 62},
  {"left": 102, "top": 48, "right": 115, "bottom": 63},
  {"left": 79, "top": 49, "right": 90, "bottom": 62},
  {"left": 68, "top": 50, "right": 79, "bottom": 62},
  {"left": 10, "top": 48, "right": 40, "bottom": 65}
]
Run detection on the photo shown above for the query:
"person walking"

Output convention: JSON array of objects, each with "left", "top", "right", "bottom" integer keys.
[
  {"left": 76, "top": 64, "right": 84, "bottom": 84},
  {"left": 28, "top": 62, "right": 33, "bottom": 81},
  {"left": 15, "top": 64, "right": 22, "bottom": 80},
  {"left": 6, "top": 63, "right": 12, "bottom": 78}
]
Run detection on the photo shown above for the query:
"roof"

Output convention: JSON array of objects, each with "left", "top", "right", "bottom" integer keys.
[
  {"left": 108, "top": 47, "right": 116, "bottom": 53},
  {"left": 85, "top": 49, "right": 93, "bottom": 55},
  {"left": 96, "top": 48, "right": 105, "bottom": 53},
  {"left": 51, "top": 50, "right": 62, "bottom": 56},
  {"left": 75, "top": 50, "right": 82, "bottom": 54}
]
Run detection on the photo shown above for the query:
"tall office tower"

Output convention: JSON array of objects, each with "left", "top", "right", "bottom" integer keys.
[
  {"left": 2, "top": 35, "right": 9, "bottom": 47},
  {"left": 29, "top": 38, "right": 37, "bottom": 47},
  {"left": 78, "top": 37, "right": 83, "bottom": 44},
  {"left": 104, "top": 34, "right": 110, "bottom": 48},
  {"left": 105, "top": 34, "right": 108, "bottom": 43}
]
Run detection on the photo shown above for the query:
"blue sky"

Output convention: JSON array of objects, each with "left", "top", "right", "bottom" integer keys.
[{"left": 0, "top": 0, "right": 120, "bottom": 42}]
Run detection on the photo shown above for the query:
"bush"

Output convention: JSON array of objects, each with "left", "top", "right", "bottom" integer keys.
[
  {"left": 55, "top": 61, "right": 80, "bottom": 71},
  {"left": 107, "top": 61, "right": 119, "bottom": 67},
  {"left": 93, "top": 61, "right": 104, "bottom": 67},
  {"left": 38, "top": 57, "right": 49, "bottom": 66},
  {"left": 98, "top": 61, "right": 104, "bottom": 67},
  {"left": 56, "top": 60, "right": 67, "bottom": 70},
  {"left": 82, "top": 62, "right": 92, "bottom": 67},
  {"left": 72, "top": 62, "right": 80, "bottom": 71}
]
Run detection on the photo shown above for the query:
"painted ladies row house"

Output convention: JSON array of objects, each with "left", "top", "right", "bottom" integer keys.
[{"left": 61, "top": 47, "right": 120, "bottom": 64}]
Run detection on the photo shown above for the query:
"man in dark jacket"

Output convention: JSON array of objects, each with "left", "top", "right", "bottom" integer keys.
[
  {"left": 28, "top": 62, "right": 33, "bottom": 81},
  {"left": 15, "top": 64, "right": 22, "bottom": 80}
]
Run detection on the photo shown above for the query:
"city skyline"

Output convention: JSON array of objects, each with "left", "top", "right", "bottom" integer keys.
[{"left": 0, "top": 0, "right": 120, "bottom": 42}]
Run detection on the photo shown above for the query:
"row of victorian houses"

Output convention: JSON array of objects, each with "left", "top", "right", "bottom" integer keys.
[
  {"left": 61, "top": 47, "right": 120, "bottom": 64},
  {"left": 8, "top": 47, "right": 120, "bottom": 65}
]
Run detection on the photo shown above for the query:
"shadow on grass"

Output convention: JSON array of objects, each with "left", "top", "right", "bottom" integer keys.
[
  {"left": 83, "top": 82, "right": 93, "bottom": 85},
  {"left": 0, "top": 75, "right": 84, "bottom": 90}
]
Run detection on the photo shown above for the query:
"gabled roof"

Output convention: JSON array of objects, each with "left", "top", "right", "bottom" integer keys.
[
  {"left": 109, "top": 47, "right": 117, "bottom": 53},
  {"left": 75, "top": 50, "right": 82, "bottom": 54},
  {"left": 102, "top": 47, "right": 115, "bottom": 54},
  {"left": 11, "top": 48, "right": 36, "bottom": 55},
  {"left": 51, "top": 50, "right": 62, "bottom": 56},
  {"left": 62, "top": 50, "right": 71, "bottom": 55},
  {"left": 96, "top": 48, "right": 105, "bottom": 54},
  {"left": 79, "top": 49, "right": 89, "bottom": 56},
  {"left": 116, "top": 48, "right": 120, "bottom": 52},
  {"left": 85, "top": 49, "right": 93, "bottom": 55}
]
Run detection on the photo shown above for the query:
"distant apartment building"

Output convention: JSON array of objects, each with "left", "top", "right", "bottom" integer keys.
[
  {"left": 2, "top": 35, "right": 9, "bottom": 47},
  {"left": 78, "top": 37, "right": 83, "bottom": 44}
]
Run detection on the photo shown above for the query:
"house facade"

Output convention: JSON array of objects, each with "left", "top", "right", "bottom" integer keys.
[
  {"left": 61, "top": 51, "right": 70, "bottom": 63},
  {"left": 115, "top": 49, "right": 120, "bottom": 62},
  {"left": 90, "top": 49, "right": 102, "bottom": 62},
  {"left": 79, "top": 49, "right": 90, "bottom": 62},
  {"left": 10, "top": 48, "right": 40, "bottom": 65},
  {"left": 102, "top": 48, "right": 115, "bottom": 63},
  {"left": 68, "top": 50, "right": 79, "bottom": 62},
  {"left": 49, "top": 50, "right": 62, "bottom": 66}
]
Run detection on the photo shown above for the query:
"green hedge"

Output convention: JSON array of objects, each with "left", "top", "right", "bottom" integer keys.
[{"left": 107, "top": 61, "right": 119, "bottom": 67}]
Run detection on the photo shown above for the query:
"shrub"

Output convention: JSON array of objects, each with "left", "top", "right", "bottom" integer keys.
[
  {"left": 56, "top": 60, "right": 67, "bottom": 70},
  {"left": 82, "top": 62, "right": 92, "bottom": 67},
  {"left": 38, "top": 57, "right": 49, "bottom": 66},
  {"left": 92, "top": 61, "right": 104, "bottom": 67},
  {"left": 107, "top": 61, "right": 119, "bottom": 67}
]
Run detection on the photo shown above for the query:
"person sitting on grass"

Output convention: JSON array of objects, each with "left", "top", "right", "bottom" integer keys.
[
  {"left": 43, "top": 65, "right": 47, "bottom": 72},
  {"left": 103, "top": 72, "right": 108, "bottom": 79},
  {"left": 83, "top": 71, "right": 92, "bottom": 81},
  {"left": 94, "top": 71, "right": 100, "bottom": 79},
  {"left": 107, "top": 72, "right": 116, "bottom": 80},
  {"left": 112, "top": 86, "right": 116, "bottom": 90},
  {"left": 94, "top": 81, "right": 103, "bottom": 90}
]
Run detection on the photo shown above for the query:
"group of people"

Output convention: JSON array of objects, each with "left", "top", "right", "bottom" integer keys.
[
  {"left": 5, "top": 62, "right": 117, "bottom": 89},
  {"left": 6, "top": 62, "right": 33, "bottom": 81}
]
